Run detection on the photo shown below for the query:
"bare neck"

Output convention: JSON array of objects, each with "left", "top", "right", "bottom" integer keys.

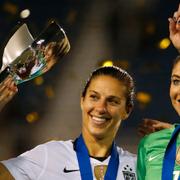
[{"left": 82, "top": 131, "right": 115, "bottom": 158}]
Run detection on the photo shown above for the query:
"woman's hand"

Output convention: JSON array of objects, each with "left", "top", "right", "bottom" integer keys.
[
  {"left": 138, "top": 118, "right": 173, "bottom": 137},
  {"left": 169, "top": 4, "right": 180, "bottom": 52},
  {"left": 0, "top": 76, "right": 18, "bottom": 111}
]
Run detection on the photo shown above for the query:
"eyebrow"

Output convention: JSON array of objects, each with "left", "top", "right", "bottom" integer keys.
[
  {"left": 89, "top": 90, "right": 121, "bottom": 100},
  {"left": 171, "top": 74, "right": 180, "bottom": 79},
  {"left": 88, "top": 90, "right": 98, "bottom": 94},
  {"left": 107, "top": 96, "right": 122, "bottom": 102}
]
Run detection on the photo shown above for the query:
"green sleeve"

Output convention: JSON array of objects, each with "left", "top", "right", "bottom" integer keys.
[{"left": 137, "top": 137, "right": 147, "bottom": 180}]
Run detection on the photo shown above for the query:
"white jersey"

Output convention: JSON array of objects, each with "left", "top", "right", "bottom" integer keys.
[{"left": 2, "top": 140, "right": 137, "bottom": 180}]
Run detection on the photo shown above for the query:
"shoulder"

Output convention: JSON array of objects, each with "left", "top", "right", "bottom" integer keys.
[
  {"left": 142, "top": 126, "right": 175, "bottom": 143},
  {"left": 1, "top": 140, "right": 75, "bottom": 179},
  {"left": 25, "top": 139, "right": 74, "bottom": 156},
  {"left": 116, "top": 147, "right": 137, "bottom": 178},
  {"left": 40, "top": 139, "right": 74, "bottom": 150},
  {"left": 3, "top": 139, "right": 74, "bottom": 164},
  {"left": 117, "top": 146, "right": 137, "bottom": 161},
  {"left": 44, "top": 139, "right": 74, "bottom": 154},
  {"left": 139, "top": 126, "right": 175, "bottom": 149}
]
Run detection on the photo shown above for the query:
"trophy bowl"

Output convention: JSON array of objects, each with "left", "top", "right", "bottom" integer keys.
[{"left": 0, "top": 21, "right": 70, "bottom": 85}]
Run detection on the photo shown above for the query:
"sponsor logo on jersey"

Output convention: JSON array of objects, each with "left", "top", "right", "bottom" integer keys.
[
  {"left": 63, "top": 167, "right": 79, "bottom": 173},
  {"left": 122, "top": 165, "right": 136, "bottom": 180},
  {"left": 148, "top": 154, "right": 161, "bottom": 162}
]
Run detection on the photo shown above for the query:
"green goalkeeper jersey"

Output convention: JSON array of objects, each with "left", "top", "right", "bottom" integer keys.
[{"left": 137, "top": 125, "right": 180, "bottom": 180}]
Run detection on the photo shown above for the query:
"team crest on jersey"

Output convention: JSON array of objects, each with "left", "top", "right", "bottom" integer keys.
[
  {"left": 122, "top": 165, "right": 136, "bottom": 180},
  {"left": 176, "top": 146, "right": 180, "bottom": 165}
]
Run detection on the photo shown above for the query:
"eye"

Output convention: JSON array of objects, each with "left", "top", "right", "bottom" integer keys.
[
  {"left": 172, "top": 79, "right": 180, "bottom": 86},
  {"left": 89, "top": 94, "right": 99, "bottom": 101},
  {"left": 107, "top": 98, "right": 120, "bottom": 106}
]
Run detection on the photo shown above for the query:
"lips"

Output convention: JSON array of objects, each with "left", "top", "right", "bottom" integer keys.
[{"left": 90, "top": 115, "right": 110, "bottom": 126}]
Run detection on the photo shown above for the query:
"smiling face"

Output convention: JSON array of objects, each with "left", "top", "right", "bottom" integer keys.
[
  {"left": 170, "top": 60, "right": 180, "bottom": 116},
  {"left": 81, "top": 75, "right": 131, "bottom": 140}
]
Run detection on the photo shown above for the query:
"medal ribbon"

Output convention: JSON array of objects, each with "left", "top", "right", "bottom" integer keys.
[
  {"left": 74, "top": 134, "right": 119, "bottom": 180},
  {"left": 162, "top": 125, "right": 180, "bottom": 180}
]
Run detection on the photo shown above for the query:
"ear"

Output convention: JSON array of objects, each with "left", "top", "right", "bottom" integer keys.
[
  {"left": 80, "top": 97, "right": 84, "bottom": 110},
  {"left": 123, "top": 105, "right": 133, "bottom": 120},
  {"left": 126, "top": 104, "right": 133, "bottom": 114}
]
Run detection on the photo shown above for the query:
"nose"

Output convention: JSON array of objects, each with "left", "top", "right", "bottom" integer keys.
[{"left": 95, "top": 100, "right": 107, "bottom": 114}]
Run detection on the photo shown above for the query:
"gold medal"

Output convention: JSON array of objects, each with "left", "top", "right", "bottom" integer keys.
[
  {"left": 94, "top": 165, "right": 107, "bottom": 180},
  {"left": 176, "top": 146, "right": 180, "bottom": 165}
]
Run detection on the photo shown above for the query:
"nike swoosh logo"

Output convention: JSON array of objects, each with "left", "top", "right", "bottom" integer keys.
[
  {"left": 63, "top": 167, "right": 79, "bottom": 173},
  {"left": 148, "top": 154, "right": 160, "bottom": 161}
]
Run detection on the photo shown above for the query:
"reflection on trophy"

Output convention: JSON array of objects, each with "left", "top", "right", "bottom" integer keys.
[{"left": 0, "top": 21, "right": 70, "bottom": 84}]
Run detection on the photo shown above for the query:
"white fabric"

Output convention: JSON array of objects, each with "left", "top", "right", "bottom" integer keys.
[{"left": 2, "top": 140, "right": 137, "bottom": 180}]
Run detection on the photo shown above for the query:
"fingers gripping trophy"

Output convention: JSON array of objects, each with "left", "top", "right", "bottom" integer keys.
[{"left": 0, "top": 21, "right": 70, "bottom": 85}]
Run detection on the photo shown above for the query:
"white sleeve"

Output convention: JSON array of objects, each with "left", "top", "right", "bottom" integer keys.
[{"left": 1, "top": 144, "right": 48, "bottom": 180}]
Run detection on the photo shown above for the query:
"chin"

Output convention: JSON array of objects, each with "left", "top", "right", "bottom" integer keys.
[
  {"left": 90, "top": 128, "right": 108, "bottom": 140},
  {"left": 174, "top": 107, "right": 180, "bottom": 116},
  {"left": 177, "top": 110, "right": 180, "bottom": 116}
]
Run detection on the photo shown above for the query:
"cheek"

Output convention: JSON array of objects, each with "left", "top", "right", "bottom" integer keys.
[
  {"left": 111, "top": 104, "right": 128, "bottom": 120},
  {"left": 170, "top": 85, "right": 176, "bottom": 99},
  {"left": 81, "top": 100, "right": 93, "bottom": 114},
  {"left": 110, "top": 108, "right": 123, "bottom": 121},
  {"left": 110, "top": 112, "right": 122, "bottom": 131}
]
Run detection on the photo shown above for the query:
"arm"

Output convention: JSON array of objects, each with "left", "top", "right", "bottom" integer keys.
[
  {"left": 138, "top": 118, "right": 173, "bottom": 137},
  {"left": 0, "top": 143, "right": 47, "bottom": 180},
  {"left": 169, "top": 4, "right": 180, "bottom": 53},
  {"left": 0, "top": 76, "right": 18, "bottom": 111},
  {"left": 0, "top": 162, "right": 14, "bottom": 180}
]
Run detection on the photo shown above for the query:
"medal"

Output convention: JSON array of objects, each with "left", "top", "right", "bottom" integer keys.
[
  {"left": 162, "top": 125, "right": 180, "bottom": 180},
  {"left": 176, "top": 146, "right": 180, "bottom": 165},
  {"left": 74, "top": 134, "right": 119, "bottom": 180},
  {"left": 94, "top": 165, "right": 107, "bottom": 180}
]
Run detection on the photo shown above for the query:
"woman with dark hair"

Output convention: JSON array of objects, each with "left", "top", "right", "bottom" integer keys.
[
  {"left": 0, "top": 66, "right": 137, "bottom": 180},
  {"left": 137, "top": 56, "right": 180, "bottom": 180},
  {"left": 137, "top": 4, "right": 180, "bottom": 180}
]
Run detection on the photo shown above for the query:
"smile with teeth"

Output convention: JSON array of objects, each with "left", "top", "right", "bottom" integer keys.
[{"left": 91, "top": 115, "right": 110, "bottom": 125}]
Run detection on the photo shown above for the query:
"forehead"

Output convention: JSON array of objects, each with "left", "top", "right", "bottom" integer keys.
[
  {"left": 88, "top": 75, "right": 127, "bottom": 97},
  {"left": 172, "top": 61, "right": 180, "bottom": 76}
]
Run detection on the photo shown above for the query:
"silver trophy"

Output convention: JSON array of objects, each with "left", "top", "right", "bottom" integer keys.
[{"left": 0, "top": 21, "right": 70, "bottom": 84}]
